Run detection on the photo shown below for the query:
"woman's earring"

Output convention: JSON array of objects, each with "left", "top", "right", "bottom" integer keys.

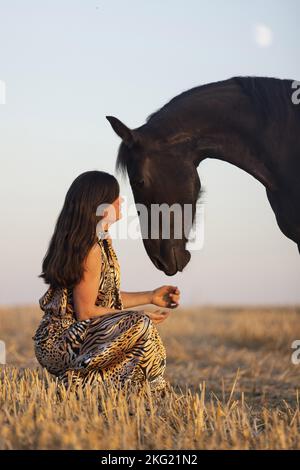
[{"left": 98, "top": 229, "right": 109, "bottom": 240}]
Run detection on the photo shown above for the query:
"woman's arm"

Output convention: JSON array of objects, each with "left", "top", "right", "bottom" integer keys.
[
  {"left": 120, "top": 291, "right": 153, "bottom": 309},
  {"left": 73, "top": 242, "right": 180, "bottom": 319},
  {"left": 73, "top": 242, "right": 125, "bottom": 321},
  {"left": 121, "top": 285, "right": 181, "bottom": 309}
]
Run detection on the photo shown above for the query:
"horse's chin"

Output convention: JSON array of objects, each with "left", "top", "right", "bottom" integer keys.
[
  {"left": 163, "top": 247, "right": 191, "bottom": 276},
  {"left": 147, "top": 240, "right": 191, "bottom": 275},
  {"left": 174, "top": 247, "right": 191, "bottom": 272}
]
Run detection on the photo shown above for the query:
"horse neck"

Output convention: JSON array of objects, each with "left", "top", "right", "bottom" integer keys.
[
  {"left": 147, "top": 80, "right": 280, "bottom": 192},
  {"left": 193, "top": 122, "right": 279, "bottom": 192}
]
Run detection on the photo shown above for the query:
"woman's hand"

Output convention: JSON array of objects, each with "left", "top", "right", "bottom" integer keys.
[
  {"left": 150, "top": 285, "right": 180, "bottom": 308},
  {"left": 144, "top": 309, "right": 170, "bottom": 325}
]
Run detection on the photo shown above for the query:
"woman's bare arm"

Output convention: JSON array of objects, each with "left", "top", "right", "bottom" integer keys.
[
  {"left": 120, "top": 291, "right": 153, "bottom": 309},
  {"left": 121, "top": 286, "right": 181, "bottom": 309},
  {"left": 73, "top": 242, "right": 124, "bottom": 321},
  {"left": 72, "top": 243, "right": 171, "bottom": 325}
]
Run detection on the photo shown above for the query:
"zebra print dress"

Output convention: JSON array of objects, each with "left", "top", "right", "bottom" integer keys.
[{"left": 32, "top": 236, "right": 168, "bottom": 393}]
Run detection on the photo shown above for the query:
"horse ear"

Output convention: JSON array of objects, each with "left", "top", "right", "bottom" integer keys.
[{"left": 106, "top": 116, "right": 136, "bottom": 147}]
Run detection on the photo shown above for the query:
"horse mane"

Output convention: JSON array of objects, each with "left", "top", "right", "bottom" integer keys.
[
  {"left": 232, "top": 75, "right": 293, "bottom": 121},
  {"left": 116, "top": 76, "right": 295, "bottom": 177},
  {"left": 146, "top": 76, "right": 293, "bottom": 124},
  {"left": 115, "top": 141, "right": 131, "bottom": 178},
  {"left": 145, "top": 78, "right": 229, "bottom": 124}
]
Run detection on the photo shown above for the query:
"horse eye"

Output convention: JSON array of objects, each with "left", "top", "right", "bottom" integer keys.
[{"left": 131, "top": 179, "right": 144, "bottom": 189}]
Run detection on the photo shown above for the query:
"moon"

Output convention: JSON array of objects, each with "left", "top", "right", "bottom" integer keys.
[{"left": 254, "top": 23, "right": 273, "bottom": 48}]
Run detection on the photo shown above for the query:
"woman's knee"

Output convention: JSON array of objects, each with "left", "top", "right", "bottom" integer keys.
[
  {"left": 119, "top": 309, "right": 152, "bottom": 327},
  {"left": 132, "top": 312, "right": 153, "bottom": 338}
]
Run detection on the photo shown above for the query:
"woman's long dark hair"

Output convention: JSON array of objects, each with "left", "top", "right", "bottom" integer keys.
[{"left": 38, "top": 170, "right": 120, "bottom": 288}]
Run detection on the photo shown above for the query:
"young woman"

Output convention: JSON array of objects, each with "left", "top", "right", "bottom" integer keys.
[{"left": 32, "top": 170, "right": 180, "bottom": 394}]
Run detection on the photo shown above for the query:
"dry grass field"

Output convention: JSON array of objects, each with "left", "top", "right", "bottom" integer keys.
[{"left": 1, "top": 304, "right": 300, "bottom": 450}]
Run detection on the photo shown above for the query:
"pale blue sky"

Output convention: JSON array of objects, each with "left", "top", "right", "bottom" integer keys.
[{"left": 0, "top": 0, "right": 299, "bottom": 306}]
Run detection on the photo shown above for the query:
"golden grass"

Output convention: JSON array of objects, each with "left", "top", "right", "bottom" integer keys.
[{"left": 1, "top": 304, "right": 300, "bottom": 449}]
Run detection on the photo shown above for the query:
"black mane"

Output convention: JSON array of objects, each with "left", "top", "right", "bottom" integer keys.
[
  {"left": 145, "top": 76, "right": 294, "bottom": 124},
  {"left": 145, "top": 78, "right": 231, "bottom": 124},
  {"left": 233, "top": 75, "right": 294, "bottom": 121},
  {"left": 116, "top": 76, "right": 296, "bottom": 177}
]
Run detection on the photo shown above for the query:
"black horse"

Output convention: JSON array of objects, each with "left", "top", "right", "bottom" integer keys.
[{"left": 107, "top": 76, "right": 300, "bottom": 276}]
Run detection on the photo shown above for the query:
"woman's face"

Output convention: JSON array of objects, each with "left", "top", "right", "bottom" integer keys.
[
  {"left": 111, "top": 194, "right": 124, "bottom": 222},
  {"left": 102, "top": 194, "right": 124, "bottom": 227}
]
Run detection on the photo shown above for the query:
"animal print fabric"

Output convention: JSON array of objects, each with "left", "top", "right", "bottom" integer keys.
[{"left": 32, "top": 237, "right": 168, "bottom": 393}]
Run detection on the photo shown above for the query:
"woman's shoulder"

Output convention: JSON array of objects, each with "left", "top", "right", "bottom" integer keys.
[
  {"left": 91, "top": 240, "right": 103, "bottom": 255},
  {"left": 83, "top": 241, "right": 103, "bottom": 272}
]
